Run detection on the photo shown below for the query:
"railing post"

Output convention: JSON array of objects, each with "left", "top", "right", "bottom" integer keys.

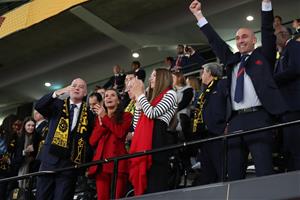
[
  {"left": 110, "top": 159, "right": 119, "bottom": 200},
  {"left": 222, "top": 134, "right": 228, "bottom": 182},
  {"left": 27, "top": 176, "right": 33, "bottom": 200}
]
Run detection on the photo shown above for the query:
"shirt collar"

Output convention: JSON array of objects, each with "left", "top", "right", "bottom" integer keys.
[
  {"left": 36, "top": 119, "right": 46, "bottom": 128},
  {"left": 69, "top": 99, "right": 82, "bottom": 109},
  {"left": 241, "top": 51, "right": 252, "bottom": 57}
]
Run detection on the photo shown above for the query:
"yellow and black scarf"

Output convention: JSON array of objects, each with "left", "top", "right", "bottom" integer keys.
[
  {"left": 50, "top": 99, "right": 89, "bottom": 164},
  {"left": 193, "top": 78, "right": 218, "bottom": 133},
  {"left": 125, "top": 100, "right": 135, "bottom": 115}
]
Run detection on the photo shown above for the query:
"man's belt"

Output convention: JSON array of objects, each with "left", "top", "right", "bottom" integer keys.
[{"left": 234, "top": 106, "right": 263, "bottom": 115}]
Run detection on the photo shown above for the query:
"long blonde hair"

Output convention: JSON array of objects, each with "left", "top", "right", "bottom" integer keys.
[{"left": 147, "top": 68, "right": 173, "bottom": 102}]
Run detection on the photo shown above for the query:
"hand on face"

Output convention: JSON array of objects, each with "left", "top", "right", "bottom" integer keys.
[
  {"left": 55, "top": 85, "right": 72, "bottom": 96},
  {"left": 131, "top": 78, "right": 145, "bottom": 98}
]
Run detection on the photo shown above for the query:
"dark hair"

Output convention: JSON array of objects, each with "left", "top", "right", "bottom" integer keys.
[
  {"left": 21, "top": 116, "right": 36, "bottom": 134},
  {"left": 126, "top": 70, "right": 136, "bottom": 76},
  {"left": 295, "top": 18, "right": 300, "bottom": 23},
  {"left": 1, "top": 114, "right": 18, "bottom": 134},
  {"left": 104, "top": 89, "right": 124, "bottom": 124},
  {"left": 274, "top": 15, "right": 282, "bottom": 22},
  {"left": 0, "top": 114, "right": 19, "bottom": 143},
  {"left": 166, "top": 56, "right": 174, "bottom": 62},
  {"left": 177, "top": 44, "right": 184, "bottom": 49},
  {"left": 94, "top": 85, "right": 104, "bottom": 92},
  {"left": 132, "top": 61, "right": 141, "bottom": 68},
  {"left": 89, "top": 92, "right": 102, "bottom": 103}
]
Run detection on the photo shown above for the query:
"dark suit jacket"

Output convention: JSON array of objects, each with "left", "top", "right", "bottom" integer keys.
[
  {"left": 274, "top": 39, "right": 300, "bottom": 111},
  {"left": 203, "top": 78, "right": 228, "bottom": 136},
  {"left": 88, "top": 112, "right": 132, "bottom": 175},
  {"left": 294, "top": 29, "right": 300, "bottom": 39},
  {"left": 103, "top": 73, "right": 126, "bottom": 91},
  {"left": 175, "top": 55, "right": 189, "bottom": 67},
  {"left": 187, "top": 51, "right": 206, "bottom": 67},
  {"left": 35, "top": 93, "right": 94, "bottom": 165},
  {"left": 180, "top": 51, "right": 206, "bottom": 74},
  {"left": 200, "top": 9, "right": 287, "bottom": 115},
  {"left": 36, "top": 120, "right": 48, "bottom": 136}
]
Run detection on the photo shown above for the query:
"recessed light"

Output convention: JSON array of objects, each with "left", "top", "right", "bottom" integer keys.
[
  {"left": 246, "top": 15, "right": 254, "bottom": 21},
  {"left": 132, "top": 52, "right": 139, "bottom": 58},
  {"left": 44, "top": 82, "right": 51, "bottom": 87}
]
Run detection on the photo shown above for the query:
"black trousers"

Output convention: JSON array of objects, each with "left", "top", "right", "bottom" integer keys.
[
  {"left": 282, "top": 111, "right": 300, "bottom": 171},
  {"left": 146, "top": 120, "right": 169, "bottom": 194},
  {"left": 227, "top": 109, "right": 274, "bottom": 181},
  {"left": 36, "top": 160, "right": 77, "bottom": 200},
  {"left": 200, "top": 137, "right": 223, "bottom": 184}
]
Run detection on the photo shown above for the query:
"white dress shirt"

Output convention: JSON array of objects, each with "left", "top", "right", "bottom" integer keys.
[{"left": 52, "top": 92, "right": 82, "bottom": 131}]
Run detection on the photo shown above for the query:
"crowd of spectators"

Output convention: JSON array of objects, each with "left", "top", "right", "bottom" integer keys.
[{"left": 0, "top": 0, "right": 299, "bottom": 199}]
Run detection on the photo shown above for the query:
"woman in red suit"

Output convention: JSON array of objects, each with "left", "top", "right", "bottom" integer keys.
[{"left": 88, "top": 89, "right": 132, "bottom": 200}]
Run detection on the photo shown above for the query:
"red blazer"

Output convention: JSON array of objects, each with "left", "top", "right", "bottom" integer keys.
[{"left": 88, "top": 112, "right": 132, "bottom": 176}]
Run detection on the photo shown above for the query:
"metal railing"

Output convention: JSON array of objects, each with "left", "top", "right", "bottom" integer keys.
[{"left": 1, "top": 119, "right": 300, "bottom": 199}]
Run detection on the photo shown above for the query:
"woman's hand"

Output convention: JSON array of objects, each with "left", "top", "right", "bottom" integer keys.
[
  {"left": 131, "top": 78, "right": 145, "bottom": 99},
  {"left": 94, "top": 104, "right": 106, "bottom": 125}
]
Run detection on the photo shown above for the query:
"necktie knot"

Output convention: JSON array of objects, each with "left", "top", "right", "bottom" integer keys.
[
  {"left": 70, "top": 104, "right": 77, "bottom": 110},
  {"left": 240, "top": 54, "right": 249, "bottom": 63}
]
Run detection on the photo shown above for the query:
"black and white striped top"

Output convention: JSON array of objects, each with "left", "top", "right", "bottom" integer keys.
[{"left": 133, "top": 90, "right": 177, "bottom": 128}]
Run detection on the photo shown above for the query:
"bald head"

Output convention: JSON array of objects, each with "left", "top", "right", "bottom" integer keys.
[
  {"left": 70, "top": 78, "right": 87, "bottom": 103},
  {"left": 235, "top": 28, "right": 257, "bottom": 54}
]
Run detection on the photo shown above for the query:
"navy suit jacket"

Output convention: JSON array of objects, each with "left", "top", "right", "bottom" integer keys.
[
  {"left": 187, "top": 51, "right": 206, "bottom": 67},
  {"left": 103, "top": 73, "right": 126, "bottom": 91},
  {"left": 203, "top": 78, "right": 229, "bottom": 136},
  {"left": 35, "top": 93, "right": 94, "bottom": 166},
  {"left": 200, "top": 9, "right": 287, "bottom": 115},
  {"left": 274, "top": 39, "right": 300, "bottom": 111}
]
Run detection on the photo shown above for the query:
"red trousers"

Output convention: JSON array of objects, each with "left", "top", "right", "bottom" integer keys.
[{"left": 95, "top": 172, "right": 128, "bottom": 200}]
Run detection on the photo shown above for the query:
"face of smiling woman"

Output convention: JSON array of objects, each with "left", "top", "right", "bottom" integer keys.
[{"left": 25, "top": 120, "right": 35, "bottom": 134}]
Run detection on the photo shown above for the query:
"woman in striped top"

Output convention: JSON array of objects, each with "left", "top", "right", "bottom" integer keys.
[{"left": 129, "top": 68, "right": 177, "bottom": 195}]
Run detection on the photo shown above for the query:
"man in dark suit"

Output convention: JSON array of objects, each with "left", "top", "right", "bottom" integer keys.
[
  {"left": 292, "top": 18, "right": 300, "bottom": 39},
  {"left": 103, "top": 65, "right": 126, "bottom": 93},
  {"left": 184, "top": 45, "right": 206, "bottom": 74},
  {"left": 274, "top": 23, "right": 300, "bottom": 171},
  {"left": 132, "top": 61, "right": 146, "bottom": 82},
  {"left": 189, "top": 0, "right": 288, "bottom": 181},
  {"left": 193, "top": 62, "right": 228, "bottom": 184},
  {"left": 35, "top": 78, "right": 94, "bottom": 200},
  {"left": 33, "top": 110, "right": 48, "bottom": 150}
]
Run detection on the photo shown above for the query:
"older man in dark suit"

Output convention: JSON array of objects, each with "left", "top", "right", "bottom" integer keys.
[
  {"left": 274, "top": 23, "right": 300, "bottom": 171},
  {"left": 189, "top": 0, "right": 288, "bottom": 181},
  {"left": 193, "top": 62, "right": 228, "bottom": 184},
  {"left": 35, "top": 78, "right": 94, "bottom": 200}
]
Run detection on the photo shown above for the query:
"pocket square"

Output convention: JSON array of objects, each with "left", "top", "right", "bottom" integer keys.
[{"left": 255, "top": 60, "right": 263, "bottom": 65}]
